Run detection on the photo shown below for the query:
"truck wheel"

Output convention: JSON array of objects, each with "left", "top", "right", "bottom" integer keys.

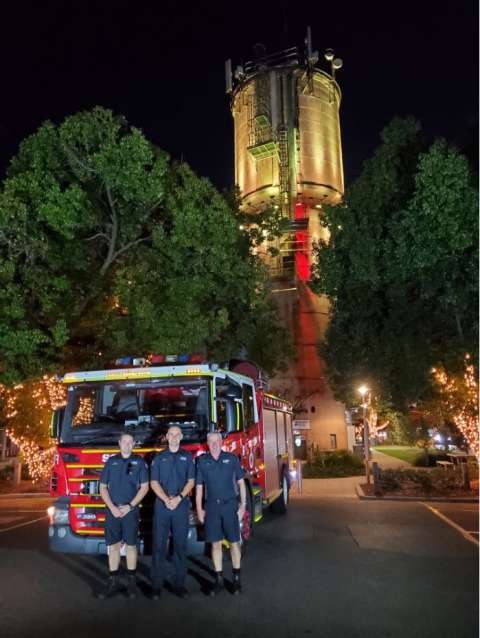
[{"left": 271, "top": 471, "right": 289, "bottom": 514}]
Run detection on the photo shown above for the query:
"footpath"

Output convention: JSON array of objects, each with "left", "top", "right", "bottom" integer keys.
[
  {"left": 369, "top": 448, "right": 411, "bottom": 469},
  {"left": 291, "top": 451, "right": 477, "bottom": 504}
]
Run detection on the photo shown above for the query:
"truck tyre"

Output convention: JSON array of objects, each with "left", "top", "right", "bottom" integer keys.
[{"left": 271, "top": 469, "right": 289, "bottom": 514}]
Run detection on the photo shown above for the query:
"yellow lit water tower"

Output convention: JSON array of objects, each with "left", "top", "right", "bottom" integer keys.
[{"left": 226, "top": 29, "right": 355, "bottom": 453}]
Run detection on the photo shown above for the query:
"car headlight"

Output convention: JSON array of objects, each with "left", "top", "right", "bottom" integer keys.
[{"left": 47, "top": 506, "right": 69, "bottom": 525}]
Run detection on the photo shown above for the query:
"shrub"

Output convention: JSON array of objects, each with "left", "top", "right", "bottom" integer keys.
[
  {"left": 303, "top": 449, "right": 364, "bottom": 478},
  {"left": 0, "top": 465, "right": 14, "bottom": 482},
  {"left": 377, "top": 467, "right": 466, "bottom": 494},
  {"left": 378, "top": 469, "right": 401, "bottom": 492}
]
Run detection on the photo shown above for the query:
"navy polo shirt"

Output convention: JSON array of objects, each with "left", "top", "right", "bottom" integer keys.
[
  {"left": 150, "top": 448, "right": 195, "bottom": 497},
  {"left": 100, "top": 453, "right": 148, "bottom": 504},
  {"left": 196, "top": 451, "right": 245, "bottom": 501}
]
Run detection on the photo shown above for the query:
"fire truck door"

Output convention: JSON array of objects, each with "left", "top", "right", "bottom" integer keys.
[{"left": 263, "top": 409, "right": 280, "bottom": 497}]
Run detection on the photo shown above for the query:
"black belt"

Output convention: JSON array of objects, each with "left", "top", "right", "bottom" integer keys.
[{"left": 207, "top": 497, "right": 237, "bottom": 505}]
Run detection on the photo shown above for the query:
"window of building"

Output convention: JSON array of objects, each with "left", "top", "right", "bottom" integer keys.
[{"left": 330, "top": 434, "right": 337, "bottom": 449}]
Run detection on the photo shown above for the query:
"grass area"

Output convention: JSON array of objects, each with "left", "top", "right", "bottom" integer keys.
[{"left": 372, "top": 446, "right": 428, "bottom": 465}]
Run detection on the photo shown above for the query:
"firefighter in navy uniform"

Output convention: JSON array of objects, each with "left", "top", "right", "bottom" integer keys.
[
  {"left": 150, "top": 425, "right": 195, "bottom": 599},
  {"left": 195, "top": 431, "right": 246, "bottom": 596},
  {"left": 98, "top": 432, "right": 149, "bottom": 598}
]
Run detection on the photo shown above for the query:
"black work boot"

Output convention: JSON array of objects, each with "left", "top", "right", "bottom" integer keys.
[
  {"left": 232, "top": 568, "right": 242, "bottom": 595},
  {"left": 209, "top": 572, "right": 224, "bottom": 597},
  {"left": 97, "top": 573, "right": 121, "bottom": 599},
  {"left": 126, "top": 573, "right": 138, "bottom": 599}
]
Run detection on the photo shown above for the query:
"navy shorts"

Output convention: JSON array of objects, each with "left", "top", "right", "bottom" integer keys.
[
  {"left": 205, "top": 499, "right": 240, "bottom": 543},
  {"left": 104, "top": 508, "right": 139, "bottom": 546}
]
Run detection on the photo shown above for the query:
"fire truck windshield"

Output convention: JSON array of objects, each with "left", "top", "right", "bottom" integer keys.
[{"left": 60, "top": 378, "right": 210, "bottom": 446}]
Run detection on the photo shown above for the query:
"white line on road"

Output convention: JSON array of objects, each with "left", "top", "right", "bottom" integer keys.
[
  {"left": 0, "top": 510, "right": 47, "bottom": 513},
  {"left": 423, "top": 504, "right": 479, "bottom": 547},
  {"left": 0, "top": 515, "right": 46, "bottom": 534}
]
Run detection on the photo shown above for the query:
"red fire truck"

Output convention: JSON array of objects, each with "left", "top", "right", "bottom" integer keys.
[{"left": 48, "top": 355, "right": 293, "bottom": 554}]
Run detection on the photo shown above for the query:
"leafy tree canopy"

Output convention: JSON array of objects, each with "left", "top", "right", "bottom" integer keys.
[
  {"left": 0, "top": 107, "right": 290, "bottom": 383},
  {"left": 311, "top": 117, "right": 478, "bottom": 411}
]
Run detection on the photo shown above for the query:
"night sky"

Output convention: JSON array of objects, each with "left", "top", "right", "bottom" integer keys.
[{"left": 1, "top": 1, "right": 478, "bottom": 190}]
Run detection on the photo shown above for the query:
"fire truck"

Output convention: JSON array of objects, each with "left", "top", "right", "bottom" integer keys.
[{"left": 47, "top": 355, "right": 293, "bottom": 554}]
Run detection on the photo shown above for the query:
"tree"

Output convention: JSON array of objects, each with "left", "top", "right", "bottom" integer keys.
[
  {"left": 0, "top": 377, "right": 66, "bottom": 481},
  {"left": 430, "top": 356, "right": 479, "bottom": 459},
  {"left": 311, "top": 118, "right": 478, "bottom": 413},
  {"left": 0, "top": 107, "right": 292, "bottom": 470},
  {"left": 0, "top": 107, "right": 170, "bottom": 382},
  {"left": 0, "top": 107, "right": 290, "bottom": 384},
  {"left": 310, "top": 117, "right": 425, "bottom": 407},
  {"left": 391, "top": 140, "right": 478, "bottom": 369},
  {"left": 105, "top": 162, "right": 291, "bottom": 370}
]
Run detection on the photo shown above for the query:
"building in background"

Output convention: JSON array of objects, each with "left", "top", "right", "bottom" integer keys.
[{"left": 226, "top": 29, "right": 354, "bottom": 452}]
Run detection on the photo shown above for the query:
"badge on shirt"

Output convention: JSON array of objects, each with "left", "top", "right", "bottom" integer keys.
[{"left": 222, "top": 459, "right": 230, "bottom": 464}]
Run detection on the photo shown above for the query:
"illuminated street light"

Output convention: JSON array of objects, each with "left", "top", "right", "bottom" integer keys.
[
  {"left": 358, "top": 385, "right": 368, "bottom": 398},
  {"left": 357, "top": 385, "right": 371, "bottom": 483}
]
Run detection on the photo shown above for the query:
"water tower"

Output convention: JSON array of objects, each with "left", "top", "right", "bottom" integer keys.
[{"left": 226, "top": 29, "right": 354, "bottom": 452}]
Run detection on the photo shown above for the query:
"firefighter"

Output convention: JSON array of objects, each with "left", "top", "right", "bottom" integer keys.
[
  {"left": 195, "top": 431, "right": 246, "bottom": 596},
  {"left": 98, "top": 431, "right": 149, "bottom": 599},
  {"left": 150, "top": 425, "right": 195, "bottom": 599}
]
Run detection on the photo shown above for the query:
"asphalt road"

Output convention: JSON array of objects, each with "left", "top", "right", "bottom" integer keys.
[{"left": 0, "top": 493, "right": 478, "bottom": 638}]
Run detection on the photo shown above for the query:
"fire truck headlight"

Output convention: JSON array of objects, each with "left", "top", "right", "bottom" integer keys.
[{"left": 47, "top": 506, "right": 69, "bottom": 525}]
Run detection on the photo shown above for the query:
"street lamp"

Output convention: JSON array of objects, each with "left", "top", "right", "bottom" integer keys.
[{"left": 358, "top": 385, "right": 371, "bottom": 484}]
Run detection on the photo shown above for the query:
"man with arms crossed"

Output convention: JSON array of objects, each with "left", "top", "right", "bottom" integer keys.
[
  {"left": 99, "top": 431, "right": 149, "bottom": 598},
  {"left": 196, "top": 431, "right": 246, "bottom": 595},
  {"left": 150, "top": 425, "right": 195, "bottom": 599}
]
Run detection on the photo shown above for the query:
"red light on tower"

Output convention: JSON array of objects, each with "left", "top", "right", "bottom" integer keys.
[
  {"left": 295, "top": 231, "right": 310, "bottom": 281},
  {"left": 294, "top": 203, "right": 306, "bottom": 220}
]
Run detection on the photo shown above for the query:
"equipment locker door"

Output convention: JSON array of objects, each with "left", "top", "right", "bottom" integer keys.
[{"left": 262, "top": 408, "right": 279, "bottom": 498}]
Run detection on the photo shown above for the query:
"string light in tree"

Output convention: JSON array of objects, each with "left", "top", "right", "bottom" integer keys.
[
  {"left": 432, "top": 354, "right": 479, "bottom": 460},
  {"left": 0, "top": 377, "right": 67, "bottom": 482}
]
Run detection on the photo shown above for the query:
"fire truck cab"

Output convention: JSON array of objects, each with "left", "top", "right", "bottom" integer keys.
[{"left": 48, "top": 356, "right": 293, "bottom": 555}]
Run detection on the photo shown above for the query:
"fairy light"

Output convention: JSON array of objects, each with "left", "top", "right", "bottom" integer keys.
[
  {"left": 73, "top": 394, "right": 95, "bottom": 426},
  {"left": 432, "top": 355, "right": 479, "bottom": 460},
  {"left": 0, "top": 377, "right": 67, "bottom": 482}
]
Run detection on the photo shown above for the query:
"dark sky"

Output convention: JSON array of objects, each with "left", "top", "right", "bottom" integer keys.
[{"left": 0, "top": 0, "right": 478, "bottom": 189}]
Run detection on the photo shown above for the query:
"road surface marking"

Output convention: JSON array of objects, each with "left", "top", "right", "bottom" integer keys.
[
  {"left": 0, "top": 515, "right": 46, "bottom": 534},
  {"left": 0, "top": 510, "right": 47, "bottom": 513},
  {"left": 424, "top": 504, "right": 479, "bottom": 547},
  {"left": 0, "top": 516, "right": 25, "bottom": 525}
]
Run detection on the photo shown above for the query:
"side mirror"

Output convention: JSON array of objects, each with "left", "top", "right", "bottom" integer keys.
[{"left": 50, "top": 408, "right": 65, "bottom": 439}]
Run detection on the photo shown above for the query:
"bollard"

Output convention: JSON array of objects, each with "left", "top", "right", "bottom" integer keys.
[
  {"left": 13, "top": 459, "right": 22, "bottom": 487},
  {"left": 296, "top": 459, "right": 303, "bottom": 495},
  {"left": 372, "top": 461, "right": 381, "bottom": 495},
  {"left": 460, "top": 463, "right": 470, "bottom": 490},
  {"left": 0, "top": 428, "right": 6, "bottom": 462}
]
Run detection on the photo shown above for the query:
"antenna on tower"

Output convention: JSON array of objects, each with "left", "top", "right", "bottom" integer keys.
[
  {"left": 304, "top": 26, "right": 319, "bottom": 94},
  {"left": 305, "top": 26, "right": 319, "bottom": 65},
  {"left": 225, "top": 59, "right": 233, "bottom": 94}
]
